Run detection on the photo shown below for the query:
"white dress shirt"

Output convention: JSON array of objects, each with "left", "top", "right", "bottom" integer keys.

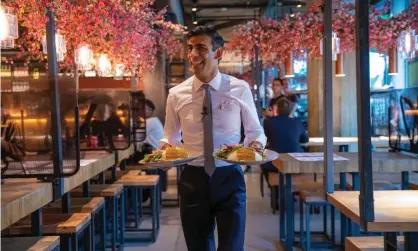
[
  {"left": 145, "top": 117, "right": 164, "bottom": 149},
  {"left": 160, "top": 71, "right": 267, "bottom": 167}
]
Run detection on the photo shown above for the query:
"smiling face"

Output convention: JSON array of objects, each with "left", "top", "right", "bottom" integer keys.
[
  {"left": 272, "top": 79, "right": 282, "bottom": 96},
  {"left": 187, "top": 35, "right": 223, "bottom": 83}
]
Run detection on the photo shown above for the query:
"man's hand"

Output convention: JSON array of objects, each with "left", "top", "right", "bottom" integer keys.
[
  {"left": 249, "top": 141, "right": 263, "bottom": 150},
  {"left": 158, "top": 142, "right": 172, "bottom": 171},
  {"left": 158, "top": 142, "right": 171, "bottom": 150}
]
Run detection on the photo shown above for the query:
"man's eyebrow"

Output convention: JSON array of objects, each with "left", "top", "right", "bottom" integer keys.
[{"left": 188, "top": 43, "right": 207, "bottom": 47}]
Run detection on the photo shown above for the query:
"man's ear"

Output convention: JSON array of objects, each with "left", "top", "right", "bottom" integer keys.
[{"left": 214, "top": 47, "right": 223, "bottom": 60}]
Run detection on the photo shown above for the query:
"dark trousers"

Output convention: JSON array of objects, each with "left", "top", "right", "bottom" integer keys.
[{"left": 178, "top": 164, "right": 246, "bottom": 251}]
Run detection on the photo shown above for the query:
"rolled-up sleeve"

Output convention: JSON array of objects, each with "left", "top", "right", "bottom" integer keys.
[
  {"left": 240, "top": 84, "right": 267, "bottom": 147},
  {"left": 159, "top": 93, "right": 183, "bottom": 147}
]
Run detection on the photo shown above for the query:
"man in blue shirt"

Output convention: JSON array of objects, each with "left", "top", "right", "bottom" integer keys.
[{"left": 262, "top": 97, "right": 309, "bottom": 185}]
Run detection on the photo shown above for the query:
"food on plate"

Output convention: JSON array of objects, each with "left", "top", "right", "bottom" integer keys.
[
  {"left": 139, "top": 146, "right": 189, "bottom": 163},
  {"left": 162, "top": 146, "right": 188, "bottom": 160},
  {"left": 215, "top": 144, "right": 266, "bottom": 161}
]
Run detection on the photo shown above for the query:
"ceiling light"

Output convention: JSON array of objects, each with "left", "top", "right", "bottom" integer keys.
[
  {"left": 296, "top": 4, "right": 302, "bottom": 8},
  {"left": 221, "top": 7, "right": 228, "bottom": 11},
  {"left": 192, "top": 7, "right": 197, "bottom": 12},
  {"left": 289, "top": 8, "right": 295, "bottom": 18},
  {"left": 193, "top": 21, "right": 198, "bottom": 25}
]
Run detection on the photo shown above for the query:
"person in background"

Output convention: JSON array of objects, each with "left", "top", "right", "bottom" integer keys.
[
  {"left": 261, "top": 97, "right": 308, "bottom": 201},
  {"left": 144, "top": 99, "right": 164, "bottom": 150},
  {"left": 263, "top": 78, "right": 283, "bottom": 117}
]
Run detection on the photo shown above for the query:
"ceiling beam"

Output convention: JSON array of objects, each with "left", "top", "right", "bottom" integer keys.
[
  {"left": 184, "top": 4, "right": 265, "bottom": 9},
  {"left": 214, "top": 20, "right": 247, "bottom": 30}
]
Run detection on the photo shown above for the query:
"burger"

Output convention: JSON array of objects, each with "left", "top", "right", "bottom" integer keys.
[
  {"left": 140, "top": 146, "right": 189, "bottom": 163},
  {"left": 162, "top": 146, "right": 188, "bottom": 161},
  {"left": 215, "top": 144, "right": 265, "bottom": 161}
]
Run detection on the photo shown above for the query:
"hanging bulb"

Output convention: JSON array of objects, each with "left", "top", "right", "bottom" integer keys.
[
  {"left": 388, "top": 47, "right": 398, "bottom": 76},
  {"left": 284, "top": 51, "right": 294, "bottom": 78},
  {"left": 335, "top": 53, "right": 345, "bottom": 77}
]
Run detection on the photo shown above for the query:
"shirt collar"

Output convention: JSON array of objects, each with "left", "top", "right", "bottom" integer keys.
[{"left": 192, "top": 71, "right": 222, "bottom": 92}]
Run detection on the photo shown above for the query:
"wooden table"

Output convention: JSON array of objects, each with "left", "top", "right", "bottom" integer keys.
[
  {"left": 1, "top": 179, "right": 53, "bottom": 231},
  {"left": 274, "top": 152, "right": 418, "bottom": 174},
  {"left": 273, "top": 152, "right": 418, "bottom": 251},
  {"left": 63, "top": 151, "right": 115, "bottom": 193},
  {"left": 328, "top": 191, "right": 418, "bottom": 251},
  {"left": 306, "top": 137, "right": 390, "bottom": 150},
  {"left": 117, "top": 144, "right": 134, "bottom": 164}
]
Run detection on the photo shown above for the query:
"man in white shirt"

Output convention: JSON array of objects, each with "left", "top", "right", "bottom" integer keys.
[{"left": 159, "top": 26, "right": 266, "bottom": 251}]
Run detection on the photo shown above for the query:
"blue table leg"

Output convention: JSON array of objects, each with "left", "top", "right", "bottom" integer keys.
[
  {"left": 98, "top": 172, "right": 105, "bottom": 184},
  {"left": 101, "top": 204, "right": 106, "bottom": 251},
  {"left": 119, "top": 190, "right": 125, "bottom": 246},
  {"left": 31, "top": 209, "right": 42, "bottom": 236},
  {"left": 120, "top": 159, "right": 126, "bottom": 170},
  {"left": 62, "top": 192, "right": 71, "bottom": 213},
  {"left": 111, "top": 197, "right": 117, "bottom": 251},
  {"left": 351, "top": 173, "right": 360, "bottom": 191},
  {"left": 384, "top": 232, "right": 397, "bottom": 251},
  {"left": 279, "top": 172, "right": 285, "bottom": 240},
  {"left": 339, "top": 173, "right": 347, "bottom": 245},
  {"left": 402, "top": 172, "right": 409, "bottom": 190},
  {"left": 83, "top": 180, "right": 90, "bottom": 197},
  {"left": 285, "top": 174, "right": 294, "bottom": 251},
  {"left": 111, "top": 165, "right": 117, "bottom": 182},
  {"left": 404, "top": 232, "right": 418, "bottom": 251}
]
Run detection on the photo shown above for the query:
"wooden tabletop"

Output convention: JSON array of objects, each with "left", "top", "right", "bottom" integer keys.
[
  {"left": 63, "top": 151, "right": 115, "bottom": 193},
  {"left": 1, "top": 179, "right": 53, "bottom": 231},
  {"left": 308, "top": 137, "right": 387, "bottom": 147},
  {"left": 327, "top": 190, "right": 418, "bottom": 232},
  {"left": 273, "top": 152, "right": 418, "bottom": 174},
  {"left": 345, "top": 236, "right": 404, "bottom": 251},
  {"left": 307, "top": 136, "right": 409, "bottom": 148}
]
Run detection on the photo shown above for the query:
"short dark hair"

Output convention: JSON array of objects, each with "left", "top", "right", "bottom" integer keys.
[
  {"left": 145, "top": 99, "right": 155, "bottom": 111},
  {"left": 275, "top": 97, "right": 292, "bottom": 117},
  {"left": 272, "top": 78, "right": 283, "bottom": 85},
  {"left": 187, "top": 26, "right": 224, "bottom": 51}
]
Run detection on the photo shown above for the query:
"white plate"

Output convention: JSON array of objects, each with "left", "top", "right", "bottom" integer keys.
[
  {"left": 138, "top": 155, "right": 202, "bottom": 168},
  {"left": 213, "top": 149, "right": 279, "bottom": 165}
]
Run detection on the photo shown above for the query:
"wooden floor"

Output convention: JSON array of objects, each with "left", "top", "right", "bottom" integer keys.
[{"left": 124, "top": 166, "right": 341, "bottom": 251}]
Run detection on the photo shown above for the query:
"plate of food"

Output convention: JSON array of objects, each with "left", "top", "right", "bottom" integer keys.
[
  {"left": 213, "top": 144, "right": 279, "bottom": 165},
  {"left": 139, "top": 146, "right": 201, "bottom": 168}
]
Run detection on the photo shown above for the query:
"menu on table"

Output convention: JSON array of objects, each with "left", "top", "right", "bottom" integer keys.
[{"left": 288, "top": 152, "right": 349, "bottom": 162}]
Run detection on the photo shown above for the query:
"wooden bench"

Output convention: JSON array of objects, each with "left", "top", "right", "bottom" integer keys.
[
  {"left": 8, "top": 213, "right": 91, "bottom": 250},
  {"left": 345, "top": 236, "right": 404, "bottom": 251},
  {"left": 90, "top": 169, "right": 141, "bottom": 184},
  {"left": 71, "top": 184, "right": 124, "bottom": 251},
  {"left": 43, "top": 197, "right": 106, "bottom": 251},
  {"left": 1, "top": 236, "right": 60, "bottom": 251},
  {"left": 116, "top": 175, "right": 160, "bottom": 242},
  {"left": 346, "top": 181, "right": 399, "bottom": 191},
  {"left": 299, "top": 190, "right": 336, "bottom": 251}
]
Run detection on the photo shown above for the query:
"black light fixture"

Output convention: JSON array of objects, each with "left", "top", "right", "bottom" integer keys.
[
  {"left": 289, "top": 8, "right": 295, "bottom": 17},
  {"left": 192, "top": 12, "right": 198, "bottom": 25}
]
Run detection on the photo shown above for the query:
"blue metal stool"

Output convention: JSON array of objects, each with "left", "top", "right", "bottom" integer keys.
[
  {"left": 72, "top": 184, "right": 125, "bottom": 251},
  {"left": 299, "top": 190, "right": 336, "bottom": 251},
  {"left": 116, "top": 175, "right": 160, "bottom": 242},
  {"left": 7, "top": 213, "right": 92, "bottom": 251},
  {"left": 43, "top": 197, "right": 106, "bottom": 251}
]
